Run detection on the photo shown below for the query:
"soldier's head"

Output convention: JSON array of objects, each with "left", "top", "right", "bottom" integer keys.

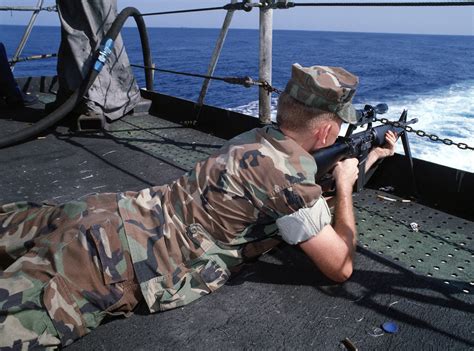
[{"left": 276, "top": 64, "right": 359, "bottom": 151}]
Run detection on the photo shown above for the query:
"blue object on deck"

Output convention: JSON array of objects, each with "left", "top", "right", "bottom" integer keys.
[{"left": 382, "top": 321, "right": 399, "bottom": 334}]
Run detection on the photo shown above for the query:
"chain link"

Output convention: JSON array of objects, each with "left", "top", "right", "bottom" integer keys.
[
  {"left": 45, "top": 5, "right": 58, "bottom": 12},
  {"left": 258, "top": 80, "right": 283, "bottom": 95},
  {"left": 374, "top": 117, "right": 474, "bottom": 151}
]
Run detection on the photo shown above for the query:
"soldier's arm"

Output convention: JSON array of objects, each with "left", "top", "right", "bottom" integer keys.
[{"left": 298, "top": 158, "right": 358, "bottom": 283}]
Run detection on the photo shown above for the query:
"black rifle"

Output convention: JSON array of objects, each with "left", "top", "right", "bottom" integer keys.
[{"left": 313, "top": 104, "right": 418, "bottom": 193}]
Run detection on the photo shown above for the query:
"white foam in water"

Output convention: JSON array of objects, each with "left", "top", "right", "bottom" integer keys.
[
  {"left": 231, "top": 97, "right": 280, "bottom": 121},
  {"left": 230, "top": 81, "right": 474, "bottom": 173}
]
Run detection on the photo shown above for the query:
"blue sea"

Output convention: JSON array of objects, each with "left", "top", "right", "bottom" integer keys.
[{"left": 1, "top": 25, "right": 473, "bottom": 172}]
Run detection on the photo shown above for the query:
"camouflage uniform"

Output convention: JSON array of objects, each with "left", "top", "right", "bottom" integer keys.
[
  {"left": 0, "top": 125, "right": 326, "bottom": 347},
  {"left": 117, "top": 125, "right": 325, "bottom": 312}
]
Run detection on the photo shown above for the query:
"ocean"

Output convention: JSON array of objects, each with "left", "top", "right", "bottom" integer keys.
[{"left": 1, "top": 25, "right": 473, "bottom": 172}]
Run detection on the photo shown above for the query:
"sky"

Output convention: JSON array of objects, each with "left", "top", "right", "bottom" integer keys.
[{"left": 0, "top": 0, "right": 473, "bottom": 35}]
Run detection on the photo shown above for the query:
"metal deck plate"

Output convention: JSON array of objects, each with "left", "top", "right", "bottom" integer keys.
[
  {"left": 354, "top": 189, "right": 473, "bottom": 294},
  {"left": 107, "top": 115, "right": 223, "bottom": 170}
]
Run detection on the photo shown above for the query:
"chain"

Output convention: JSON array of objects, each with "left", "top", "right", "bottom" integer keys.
[
  {"left": 225, "top": 76, "right": 283, "bottom": 94},
  {"left": 374, "top": 117, "right": 474, "bottom": 151},
  {"left": 254, "top": 80, "right": 283, "bottom": 95}
]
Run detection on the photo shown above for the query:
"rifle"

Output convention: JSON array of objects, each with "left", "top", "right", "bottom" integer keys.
[{"left": 313, "top": 103, "right": 418, "bottom": 193}]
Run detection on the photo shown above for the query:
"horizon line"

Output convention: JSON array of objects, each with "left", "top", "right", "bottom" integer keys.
[{"left": 0, "top": 23, "right": 472, "bottom": 37}]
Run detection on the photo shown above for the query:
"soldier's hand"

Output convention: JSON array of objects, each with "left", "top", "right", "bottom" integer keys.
[
  {"left": 332, "top": 158, "right": 359, "bottom": 193},
  {"left": 373, "top": 131, "right": 398, "bottom": 159}
]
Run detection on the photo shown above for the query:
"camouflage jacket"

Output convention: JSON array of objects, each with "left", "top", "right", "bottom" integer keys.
[{"left": 117, "top": 125, "right": 323, "bottom": 312}]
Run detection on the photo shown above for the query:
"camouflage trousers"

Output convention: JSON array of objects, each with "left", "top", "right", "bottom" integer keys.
[{"left": 0, "top": 194, "right": 142, "bottom": 349}]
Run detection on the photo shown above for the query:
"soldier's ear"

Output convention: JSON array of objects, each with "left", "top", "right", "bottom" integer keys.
[
  {"left": 311, "top": 123, "right": 331, "bottom": 149},
  {"left": 314, "top": 123, "right": 332, "bottom": 148}
]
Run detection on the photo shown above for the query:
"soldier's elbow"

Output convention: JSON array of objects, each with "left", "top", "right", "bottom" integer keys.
[{"left": 329, "top": 262, "right": 353, "bottom": 283}]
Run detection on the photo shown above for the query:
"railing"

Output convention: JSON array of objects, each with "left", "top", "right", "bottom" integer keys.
[{"left": 2, "top": 0, "right": 58, "bottom": 71}]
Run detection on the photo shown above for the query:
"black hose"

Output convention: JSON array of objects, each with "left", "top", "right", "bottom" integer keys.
[
  {"left": 0, "top": 7, "right": 153, "bottom": 149},
  {"left": 134, "top": 13, "right": 153, "bottom": 91}
]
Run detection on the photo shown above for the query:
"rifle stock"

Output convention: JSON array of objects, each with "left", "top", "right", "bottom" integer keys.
[{"left": 313, "top": 142, "right": 350, "bottom": 181}]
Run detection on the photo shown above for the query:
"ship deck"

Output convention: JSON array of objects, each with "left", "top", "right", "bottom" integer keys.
[{"left": 1, "top": 87, "right": 473, "bottom": 350}]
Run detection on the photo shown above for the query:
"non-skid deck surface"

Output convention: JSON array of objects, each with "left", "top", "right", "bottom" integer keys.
[
  {"left": 0, "top": 108, "right": 473, "bottom": 350},
  {"left": 107, "top": 116, "right": 223, "bottom": 171},
  {"left": 354, "top": 190, "right": 473, "bottom": 294}
]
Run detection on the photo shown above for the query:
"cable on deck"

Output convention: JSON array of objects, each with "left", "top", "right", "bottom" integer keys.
[
  {"left": 130, "top": 63, "right": 282, "bottom": 94},
  {"left": 8, "top": 53, "right": 57, "bottom": 65}
]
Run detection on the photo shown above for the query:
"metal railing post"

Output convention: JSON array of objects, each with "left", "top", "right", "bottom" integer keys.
[
  {"left": 10, "top": 0, "right": 44, "bottom": 71},
  {"left": 196, "top": 0, "right": 237, "bottom": 106},
  {"left": 259, "top": 2, "right": 273, "bottom": 124}
]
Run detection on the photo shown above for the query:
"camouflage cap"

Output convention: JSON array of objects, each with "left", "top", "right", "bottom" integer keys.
[{"left": 284, "top": 63, "right": 360, "bottom": 124}]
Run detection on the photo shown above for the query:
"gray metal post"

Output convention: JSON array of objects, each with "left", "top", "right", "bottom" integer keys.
[
  {"left": 259, "top": 3, "right": 273, "bottom": 124},
  {"left": 0, "top": 6, "right": 43, "bottom": 11},
  {"left": 10, "top": 0, "right": 44, "bottom": 71},
  {"left": 196, "top": 0, "right": 237, "bottom": 106}
]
